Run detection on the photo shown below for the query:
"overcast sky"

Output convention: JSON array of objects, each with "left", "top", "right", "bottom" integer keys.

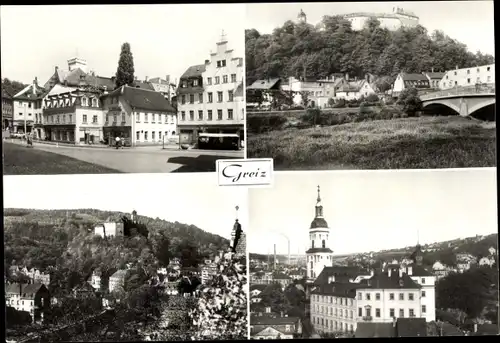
[
  {"left": 1, "top": 4, "right": 245, "bottom": 85},
  {"left": 3, "top": 173, "right": 248, "bottom": 240},
  {"left": 246, "top": 1, "right": 495, "bottom": 56},
  {"left": 248, "top": 169, "right": 497, "bottom": 256}
]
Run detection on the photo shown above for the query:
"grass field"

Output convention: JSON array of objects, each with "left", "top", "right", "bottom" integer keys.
[
  {"left": 247, "top": 116, "right": 496, "bottom": 170},
  {"left": 3, "top": 142, "right": 121, "bottom": 175}
]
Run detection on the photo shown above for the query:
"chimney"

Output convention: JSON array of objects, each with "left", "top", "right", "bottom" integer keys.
[
  {"left": 407, "top": 266, "right": 413, "bottom": 275},
  {"left": 399, "top": 269, "right": 403, "bottom": 278},
  {"left": 431, "top": 67, "right": 434, "bottom": 73},
  {"left": 274, "top": 244, "right": 277, "bottom": 270},
  {"left": 55, "top": 66, "right": 59, "bottom": 73},
  {"left": 345, "top": 73, "right": 349, "bottom": 81},
  {"left": 388, "top": 269, "right": 392, "bottom": 277},
  {"left": 205, "top": 59, "right": 209, "bottom": 65},
  {"left": 145, "top": 76, "right": 148, "bottom": 82}
]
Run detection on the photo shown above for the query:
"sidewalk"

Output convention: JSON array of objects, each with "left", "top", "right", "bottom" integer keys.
[{"left": 7, "top": 138, "right": 181, "bottom": 150}]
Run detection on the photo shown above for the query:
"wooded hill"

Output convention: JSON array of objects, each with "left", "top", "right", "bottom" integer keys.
[{"left": 245, "top": 16, "right": 495, "bottom": 86}]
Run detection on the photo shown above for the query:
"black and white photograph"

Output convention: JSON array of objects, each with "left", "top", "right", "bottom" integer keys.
[
  {"left": 248, "top": 169, "right": 498, "bottom": 338},
  {"left": 3, "top": 173, "right": 248, "bottom": 341},
  {"left": 2, "top": 4, "right": 245, "bottom": 175},
  {"left": 245, "top": 1, "right": 495, "bottom": 170}
]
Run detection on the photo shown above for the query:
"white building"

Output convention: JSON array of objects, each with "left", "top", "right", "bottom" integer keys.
[
  {"left": 101, "top": 85, "right": 177, "bottom": 146},
  {"left": 90, "top": 269, "right": 102, "bottom": 291},
  {"left": 489, "top": 247, "right": 497, "bottom": 256},
  {"left": 342, "top": 7, "right": 419, "bottom": 31},
  {"left": 5, "top": 283, "right": 50, "bottom": 323},
  {"left": 177, "top": 36, "right": 244, "bottom": 146},
  {"left": 479, "top": 257, "right": 495, "bottom": 267},
  {"left": 109, "top": 270, "right": 128, "bottom": 293},
  {"left": 392, "top": 73, "right": 431, "bottom": 96},
  {"left": 283, "top": 76, "right": 345, "bottom": 108},
  {"left": 335, "top": 79, "right": 377, "bottom": 101},
  {"left": 94, "top": 222, "right": 124, "bottom": 238},
  {"left": 439, "top": 64, "right": 495, "bottom": 90},
  {"left": 12, "top": 78, "right": 46, "bottom": 135},
  {"left": 306, "top": 186, "right": 334, "bottom": 282}
]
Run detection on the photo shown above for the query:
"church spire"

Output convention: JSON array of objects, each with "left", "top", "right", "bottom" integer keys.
[{"left": 315, "top": 185, "right": 324, "bottom": 218}]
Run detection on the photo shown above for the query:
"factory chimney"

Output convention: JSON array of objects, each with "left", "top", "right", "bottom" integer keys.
[{"left": 274, "top": 244, "right": 277, "bottom": 270}]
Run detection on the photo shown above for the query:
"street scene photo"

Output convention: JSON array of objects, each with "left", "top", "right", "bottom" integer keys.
[
  {"left": 3, "top": 173, "right": 248, "bottom": 341},
  {"left": 2, "top": 4, "right": 245, "bottom": 174},
  {"left": 248, "top": 169, "right": 498, "bottom": 338},
  {"left": 245, "top": 1, "right": 495, "bottom": 170}
]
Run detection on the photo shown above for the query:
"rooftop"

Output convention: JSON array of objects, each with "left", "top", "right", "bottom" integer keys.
[
  {"left": 180, "top": 64, "right": 206, "bottom": 79},
  {"left": 5, "top": 282, "right": 46, "bottom": 296},
  {"left": 247, "top": 78, "right": 281, "bottom": 90},
  {"left": 104, "top": 85, "right": 176, "bottom": 113},
  {"left": 355, "top": 322, "right": 395, "bottom": 338}
]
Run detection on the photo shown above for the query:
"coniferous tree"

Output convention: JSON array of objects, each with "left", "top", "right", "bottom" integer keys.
[{"left": 115, "top": 42, "right": 135, "bottom": 88}]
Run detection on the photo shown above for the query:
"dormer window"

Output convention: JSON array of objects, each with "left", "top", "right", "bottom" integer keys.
[
  {"left": 193, "top": 79, "right": 198, "bottom": 87},
  {"left": 82, "top": 97, "right": 88, "bottom": 106},
  {"left": 92, "top": 98, "right": 97, "bottom": 107},
  {"left": 399, "top": 279, "right": 404, "bottom": 287}
]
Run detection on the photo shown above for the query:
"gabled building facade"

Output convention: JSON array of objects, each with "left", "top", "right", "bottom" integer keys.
[
  {"left": 2, "top": 88, "right": 14, "bottom": 131},
  {"left": 12, "top": 78, "right": 46, "bottom": 136}
]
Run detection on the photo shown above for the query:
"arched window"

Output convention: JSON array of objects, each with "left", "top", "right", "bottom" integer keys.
[
  {"left": 322, "top": 240, "right": 326, "bottom": 248},
  {"left": 82, "top": 97, "right": 87, "bottom": 106},
  {"left": 92, "top": 98, "right": 97, "bottom": 107}
]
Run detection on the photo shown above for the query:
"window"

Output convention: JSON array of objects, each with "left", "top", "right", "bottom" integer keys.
[
  {"left": 82, "top": 97, "right": 87, "bottom": 106},
  {"left": 208, "top": 110, "right": 213, "bottom": 120},
  {"left": 358, "top": 307, "right": 362, "bottom": 317},
  {"left": 231, "top": 73, "right": 236, "bottom": 83},
  {"left": 152, "top": 131, "right": 156, "bottom": 141},
  {"left": 207, "top": 77, "right": 212, "bottom": 85},
  {"left": 228, "top": 90, "right": 234, "bottom": 102},
  {"left": 152, "top": 113, "right": 156, "bottom": 123},
  {"left": 94, "top": 115, "right": 98, "bottom": 123},
  {"left": 454, "top": 71, "right": 457, "bottom": 76},
  {"left": 63, "top": 115, "right": 66, "bottom": 123},
  {"left": 144, "top": 131, "right": 148, "bottom": 140},
  {"left": 208, "top": 93, "right": 213, "bottom": 103},
  {"left": 193, "top": 79, "right": 198, "bottom": 87},
  {"left": 158, "top": 114, "right": 162, "bottom": 123},
  {"left": 28, "top": 102, "right": 32, "bottom": 108},
  {"left": 366, "top": 308, "right": 371, "bottom": 317},
  {"left": 399, "top": 293, "right": 404, "bottom": 301},
  {"left": 409, "top": 309, "right": 415, "bottom": 317},
  {"left": 83, "top": 114, "right": 87, "bottom": 123},
  {"left": 390, "top": 308, "right": 395, "bottom": 317},
  {"left": 182, "top": 81, "right": 187, "bottom": 88},
  {"left": 189, "top": 94, "right": 194, "bottom": 104},
  {"left": 199, "top": 93, "right": 203, "bottom": 103},
  {"left": 422, "top": 291, "right": 426, "bottom": 298},
  {"left": 487, "top": 76, "right": 491, "bottom": 82},
  {"left": 145, "top": 113, "right": 148, "bottom": 123},
  {"left": 164, "top": 115, "right": 168, "bottom": 124},
  {"left": 455, "top": 81, "right": 458, "bottom": 85},
  {"left": 223, "top": 75, "right": 228, "bottom": 83},
  {"left": 136, "top": 131, "right": 140, "bottom": 141},
  {"left": 113, "top": 114, "right": 117, "bottom": 123},
  {"left": 217, "top": 91, "right": 223, "bottom": 102},
  {"left": 136, "top": 113, "right": 141, "bottom": 123},
  {"left": 198, "top": 110, "right": 203, "bottom": 120},
  {"left": 181, "top": 95, "right": 186, "bottom": 105},
  {"left": 228, "top": 109, "right": 233, "bottom": 120},
  {"left": 477, "top": 68, "right": 480, "bottom": 72},
  {"left": 399, "top": 309, "right": 404, "bottom": 317},
  {"left": 189, "top": 111, "right": 194, "bottom": 121},
  {"left": 357, "top": 292, "right": 362, "bottom": 300},
  {"left": 69, "top": 114, "right": 72, "bottom": 123},
  {"left": 366, "top": 293, "right": 371, "bottom": 301},
  {"left": 422, "top": 305, "right": 426, "bottom": 313},
  {"left": 467, "top": 78, "right": 471, "bottom": 84},
  {"left": 215, "top": 76, "right": 220, "bottom": 85},
  {"left": 375, "top": 293, "right": 380, "bottom": 301},
  {"left": 487, "top": 67, "right": 491, "bottom": 71},
  {"left": 467, "top": 69, "right": 470, "bottom": 74},
  {"left": 181, "top": 111, "right": 186, "bottom": 121},
  {"left": 409, "top": 293, "right": 414, "bottom": 301},
  {"left": 376, "top": 308, "right": 381, "bottom": 318},
  {"left": 217, "top": 109, "right": 222, "bottom": 120}
]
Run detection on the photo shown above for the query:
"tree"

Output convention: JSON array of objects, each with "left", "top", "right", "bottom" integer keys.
[
  {"left": 189, "top": 250, "right": 247, "bottom": 340},
  {"left": 260, "top": 282, "right": 293, "bottom": 314},
  {"left": 115, "top": 42, "right": 135, "bottom": 88},
  {"left": 396, "top": 87, "right": 422, "bottom": 115},
  {"left": 153, "top": 234, "right": 171, "bottom": 267}
]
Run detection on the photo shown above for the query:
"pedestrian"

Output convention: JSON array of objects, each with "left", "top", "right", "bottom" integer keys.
[{"left": 115, "top": 135, "right": 121, "bottom": 149}]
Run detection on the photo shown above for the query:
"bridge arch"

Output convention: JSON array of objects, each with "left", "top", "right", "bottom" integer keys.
[
  {"left": 468, "top": 98, "right": 496, "bottom": 116},
  {"left": 422, "top": 100, "right": 461, "bottom": 115}
]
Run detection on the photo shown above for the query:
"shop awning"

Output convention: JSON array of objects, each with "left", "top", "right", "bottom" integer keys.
[{"left": 199, "top": 133, "right": 239, "bottom": 138}]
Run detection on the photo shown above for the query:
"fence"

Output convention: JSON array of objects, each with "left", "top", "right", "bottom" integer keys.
[{"left": 420, "top": 84, "right": 496, "bottom": 101}]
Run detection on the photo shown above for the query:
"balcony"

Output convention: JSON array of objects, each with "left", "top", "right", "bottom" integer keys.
[{"left": 362, "top": 316, "right": 373, "bottom": 322}]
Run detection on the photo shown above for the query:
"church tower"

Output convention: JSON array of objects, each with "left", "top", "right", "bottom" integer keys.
[
  {"left": 306, "top": 186, "right": 333, "bottom": 282},
  {"left": 297, "top": 9, "right": 307, "bottom": 24}
]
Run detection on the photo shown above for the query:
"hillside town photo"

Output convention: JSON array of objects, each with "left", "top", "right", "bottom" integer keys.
[
  {"left": 3, "top": 173, "right": 248, "bottom": 342},
  {"left": 247, "top": 169, "right": 499, "bottom": 338},
  {"left": 245, "top": 1, "right": 495, "bottom": 170},
  {"left": 1, "top": 4, "right": 245, "bottom": 175}
]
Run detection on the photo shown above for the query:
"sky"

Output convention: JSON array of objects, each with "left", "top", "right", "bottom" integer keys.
[
  {"left": 248, "top": 168, "right": 498, "bottom": 256},
  {"left": 0, "top": 4, "right": 245, "bottom": 85},
  {"left": 3, "top": 173, "right": 248, "bottom": 240},
  {"left": 246, "top": 1, "right": 495, "bottom": 56}
]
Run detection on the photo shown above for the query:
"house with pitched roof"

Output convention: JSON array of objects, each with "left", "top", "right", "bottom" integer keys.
[
  {"left": 283, "top": 76, "right": 347, "bottom": 108},
  {"left": 12, "top": 78, "right": 47, "bottom": 137},
  {"left": 2, "top": 88, "right": 14, "bottom": 131},
  {"left": 392, "top": 72, "right": 431, "bottom": 96},
  {"left": 423, "top": 70, "right": 446, "bottom": 89},
  {"left": 5, "top": 282, "right": 50, "bottom": 323},
  {"left": 272, "top": 272, "right": 292, "bottom": 288},
  {"left": 250, "top": 314, "right": 302, "bottom": 339},
  {"left": 334, "top": 79, "right": 377, "bottom": 101}
]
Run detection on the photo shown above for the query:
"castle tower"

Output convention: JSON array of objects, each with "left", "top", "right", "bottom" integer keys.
[
  {"left": 131, "top": 210, "right": 137, "bottom": 223},
  {"left": 297, "top": 9, "right": 307, "bottom": 23},
  {"left": 67, "top": 57, "right": 88, "bottom": 72},
  {"left": 306, "top": 186, "right": 333, "bottom": 282}
]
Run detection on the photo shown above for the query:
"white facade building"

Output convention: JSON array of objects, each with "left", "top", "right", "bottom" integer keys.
[
  {"left": 306, "top": 186, "right": 334, "bottom": 282},
  {"left": 439, "top": 64, "right": 495, "bottom": 90},
  {"left": 94, "top": 222, "right": 125, "bottom": 238},
  {"left": 343, "top": 7, "right": 419, "bottom": 31}
]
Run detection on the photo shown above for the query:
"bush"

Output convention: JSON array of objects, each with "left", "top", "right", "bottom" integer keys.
[
  {"left": 247, "top": 114, "right": 288, "bottom": 133},
  {"left": 365, "top": 93, "right": 380, "bottom": 102},
  {"left": 300, "top": 108, "right": 321, "bottom": 125}
]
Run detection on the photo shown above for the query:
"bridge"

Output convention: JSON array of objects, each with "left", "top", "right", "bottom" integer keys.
[{"left": 420, "top": 84, "right": 495, "bottom": 118}]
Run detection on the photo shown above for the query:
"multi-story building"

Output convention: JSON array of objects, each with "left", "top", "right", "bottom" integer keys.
[
  {"left": 282, "top": 76, "right": 346, "bottom": 108},
  {"left": 342, "top": 7, "right": 419, "bottom": 31},
  {"left": 90, "top": 269, "right": 102, "bottom": 291},
  {"left": 272, "top": 272, "right": 293, "bottom": 288},
  {"left": 251, "top": 314, "right": 303, "bottom": 339},
  {"left": 423, "top": 71, "right": 446, "bottom": 89},
  {"left": 177, "top": 36, "right": 244, "bottom": 146},
  {"left": 26, "top": 268, "right": 50, "bottom": 287},
  {"left": 201, "top": 262, "right": 218, "bottom": 284},
  {"left": 306, "top": 186, "right": 334, "bottom": 282},
  {"left": 94, "top": 222, "right": 125, "bottom": 238},
  {"left": 148, "top": 76, "right": 177, "bottom": 101},
  {"left": 5, "top": 283, "right": 50, "bottom": 323},
  {"left": 101, "top": 85, "right": 177, "bottom": 146},
  {"left": 109, "top": 270, "right": 128, "bottom": 293},
  {"left": 392, "top": 73, "right": 431, "bottom": 96},
  {"left": 2, "top": 88, "right": 14, "bottom": 131},
  {"left": 12, "top": 78, "right": 46, "bottom": 135},
  {"left": 439, "top": 64, "right": 495, "bottom": 90}
]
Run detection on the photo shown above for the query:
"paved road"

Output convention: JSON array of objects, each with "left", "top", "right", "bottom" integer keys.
[{"left": 8, "top": 140, "right": 243, "bottom": 173}]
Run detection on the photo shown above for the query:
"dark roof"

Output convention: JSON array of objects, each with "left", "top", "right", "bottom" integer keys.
[
  {"left": 311, "top": 281, "right": 364, "bottom": 298},
  {"left": 247, "top": 78, "right": 281, "bottom": 90},
  {"left": 396, "top": 318, "right": 427, "bottom": 337},
  {"left": 177, "top": 86, "right": 205, "bottom": 95},
  {"left": 365, "top": 268, "right": 422, "bottom": 289},
  {"left": 5, "top": 283, "right": 46, "bottom": 296},
  {"left": 310, "top": 217, "right": 328, "bottom": 229},
  {"left": 251, "top": 315, "right": 300, "bottom": 326},
  {"left": 105, "top": 85, "right": 176, "bottom": 113},
  {"left": 250, "top": 284, "right": 268, "bottom": 292},
  {"left": 355, "top": 322, "right": 395, "bottom": 338},
  {"left": 272, "top": 272, "right": 291, "bottom": 280},
  {"left": 54, "top": 68, "right": 115, "bottom": 90},
  {"left": 407, "top": 264, "right": 434, "bottom": 277},
  {"left": 148, "top": 77, "right": 169, "bottom": 85},
  {"left": 401, "top": 73, "right": 429, "bottom": 81},
  {"left": 425, "top": 72, "right": 445, "bottom": 79},
  {"left": 133, "top": 81, "right": 155, "bottom": 91},
  {"left": 2, "top": 88, "right": 13, "bottom": 99},
  {"left": 306, "top": 247, "right": 333, "bottom": 254},
  {"left": 314, "top": 266, "right": 367, "bottom": 286},
  {"left": 180, "top": 64, "right": 206, "bottom": 79}
]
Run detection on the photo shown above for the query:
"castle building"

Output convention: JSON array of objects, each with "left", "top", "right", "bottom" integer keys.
[
  {"left": 94, "top": 222, "right": 124, "bottom": 238},
  {"left": 342, "top": 7, "right": 419, "bottom": 31},
  {"left": 297, "top": 9, "right": 307, "bottom": 23},
  {"left": 306, "top": 186, "right": 334, "bottom": 282}
]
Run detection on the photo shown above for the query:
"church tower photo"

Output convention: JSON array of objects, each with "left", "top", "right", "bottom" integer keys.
[{"left": 306, "top": 186, "right": 334, "bottom": 283}]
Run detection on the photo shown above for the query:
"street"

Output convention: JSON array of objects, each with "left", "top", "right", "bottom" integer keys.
[{"left": 3, "top": 140, "right": 243, "bottom": 174}]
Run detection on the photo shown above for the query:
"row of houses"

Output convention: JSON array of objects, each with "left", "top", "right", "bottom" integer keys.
[{"left": 247, "top": 63, "right": 495, "bottom": 109}]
